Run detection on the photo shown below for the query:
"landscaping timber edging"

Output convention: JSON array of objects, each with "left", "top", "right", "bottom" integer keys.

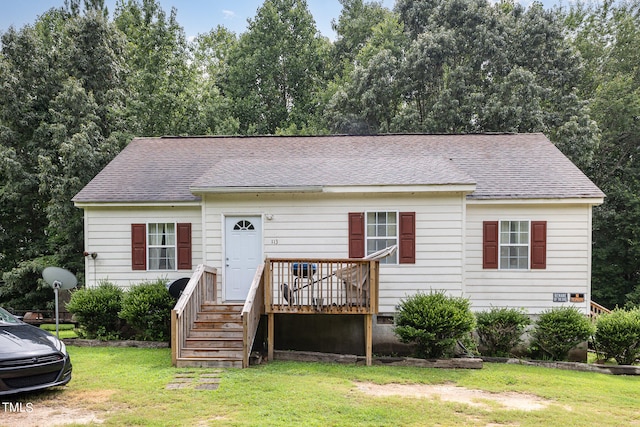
[
  {"left": 273, "top": 350, "right": 483, "bottom": 369},
  {"left": 62, "top": 338, "right": 169, "bottom": 348},
  {"left": 483, "top": 357, "right": 640, "bottom": 376}
]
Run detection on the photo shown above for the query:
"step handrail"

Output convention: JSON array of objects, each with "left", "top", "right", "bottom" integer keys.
[
  {"left": 241, "top": 263, "right": 265, "bottom": 368},
  {"left": 171, "top": 264, "right": 218, "bottom": 366},
  {"left": 590, "top": 300, "right": 611, "bottom": 318}
]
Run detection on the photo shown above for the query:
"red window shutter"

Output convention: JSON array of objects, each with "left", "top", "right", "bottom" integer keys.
[
  {"left": 399, "top": 212, "right": 416, "bottom": 264},
  {"left": 483, "top": 221, "right": 499, "bottom": 269},
  {"left": 131, "top": 224, "right": 146, "bottom": 270},
  {"left": 530, "top": 221, "right": 547, "bottom": 269},
  {"left": 177, "top": 223, "right": 192, "bottom": 270},
  {"left": 348, "top": 212, "right": 365, "bottom": 258}
]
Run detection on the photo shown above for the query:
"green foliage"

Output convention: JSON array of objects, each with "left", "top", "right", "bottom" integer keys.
[
  {"left": 593, "top": 308, "right": 640, "bottom": 365},
  {"left": 66, "top": 281, "right": 124, "bottom": 340},
  {"left": 325, "top": 0, "right": 597, "bottom": 162},
  {"left": 394, "top": 291, "right": 476, "bottom": 359},
  {"left": 475, "top": 307, "right": 531, "bottom": 357},
  {"left": 0, "top": 256, "right": 60, "bottom": 311},
  {"left": 222, "top": 0, "right": 329, "bottom": 134},
  {"left": 531, "top": 307, "right": 594, "bottom": 361},
  {"left": 568, "top": 2, "right": 640, "bottom": 310},
  {"left": 2, "top": 0, "right": 640, "bottom": 313},
  {"left": 0, "top": 2, "right": 128, "bottom": 305},
  {"left": 119, "top": 280, "right": 174, "bottom": 341}
]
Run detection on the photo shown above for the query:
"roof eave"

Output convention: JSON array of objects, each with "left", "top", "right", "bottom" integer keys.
[
  {"left": 321, "top": 184, "right": 476, "bottom": 194},
  {"left": 467, "top": 196, "right": 605, "bottom": 205},
  {"left": 190, "top": 183, "right": 477, "bottom": 195},
  {"left": 190, "top": 185, "right": 324, "bottom": 194},
  {"left": 73, "top": 200, "right": 202, "bottom": 208}
]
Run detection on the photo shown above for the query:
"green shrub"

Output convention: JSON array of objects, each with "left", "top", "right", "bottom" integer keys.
[
  {"left": 119, "top": 280, "right": 174, "bottom": 342},
  {"left": 66, "top": 281, "right": 124, "bottom": 340},
  {"left": 531, "top": 307, "right": 594, "bottom": 361},
  {"left": 394, "top": 291, "right": 476, "bottom": 359},
  {"left": 475, "top": 307, "right": 530, "bottom": 357},
  {"left": 593, "top": 308, "right": 640, "bottom": 365}
]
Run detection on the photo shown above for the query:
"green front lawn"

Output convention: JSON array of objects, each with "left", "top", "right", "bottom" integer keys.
[
  {"left": 39, "top": 323, "right": 78, "bottom": 339},
  {"left": 12, "top": 346, "right": 640, "bottom": 426}
]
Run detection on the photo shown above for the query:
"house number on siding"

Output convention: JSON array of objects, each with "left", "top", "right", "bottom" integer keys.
[
  {"left": 553, "top": 293, "right": 568, "bottom": 302},
  {"left": 271, "top": 239, "right": 279, "bottom": 245}
]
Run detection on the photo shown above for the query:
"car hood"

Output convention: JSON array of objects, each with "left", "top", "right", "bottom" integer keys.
[{"left": 0, "top": 324, "right": 62, "bottom": 356}]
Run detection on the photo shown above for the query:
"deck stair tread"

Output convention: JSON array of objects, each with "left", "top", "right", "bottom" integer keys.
[{"left": 177, "top": 303, "right": 245, "bottom": 368}]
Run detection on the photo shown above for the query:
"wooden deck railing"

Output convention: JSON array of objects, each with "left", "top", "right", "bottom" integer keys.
[
  {"left": 590, "top": 300, "right": 611, "bottom": 318},
  {"left": 264, "top": 257, "right": 380, "bottom": 366},
  {"left": 171, "top": 264, "right": 217, "bottom": 366},
  {"left": 242, "top": 263, "right": 265, "bottom": 368},
  {"left": 265, "top": 258, "right": 379, "bottom": 315}
]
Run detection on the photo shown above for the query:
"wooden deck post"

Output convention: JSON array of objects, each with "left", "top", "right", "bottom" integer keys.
[
  {"left": 268, "top": 312, "right": 274, "bottom": 362},
  {"left": 365, "top": 314, "right": 372, "bottom": 366},
  {"left": 171, "top": 309, "right": 177, "bottom": 366}
]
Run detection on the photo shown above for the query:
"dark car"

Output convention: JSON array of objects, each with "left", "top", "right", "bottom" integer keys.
[{"left": 0, "top": 307, "right": 72, "bottom": 395}]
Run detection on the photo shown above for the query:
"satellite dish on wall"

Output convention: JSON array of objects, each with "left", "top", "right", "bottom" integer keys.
[
  {"left": 42, "top": 267, "right": 78, "bottom": 338},
  {"left": 167, "top": 277, "right": 190, "bottom": 299}
]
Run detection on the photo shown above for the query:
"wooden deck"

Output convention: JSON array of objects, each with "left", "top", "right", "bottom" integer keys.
[
  {"left": 264, "top": 258, "right": 379, "bottom": 366},
  {"left": 171, "top": 258, "right": 381, "bottom": 368}
]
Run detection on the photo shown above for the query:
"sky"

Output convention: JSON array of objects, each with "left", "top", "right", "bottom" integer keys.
[{"left": 0, "top": 0, "right": 558, "bottom": 40}]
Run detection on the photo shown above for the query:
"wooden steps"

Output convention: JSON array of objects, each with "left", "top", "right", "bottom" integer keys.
[{"left": 176, "top": 303, "right": 244, "bottom": 368}]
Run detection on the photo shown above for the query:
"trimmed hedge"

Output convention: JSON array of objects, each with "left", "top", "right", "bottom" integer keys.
[
  {"left": 531, "top": 307, "right": 594, "bottom": 361},
  {"left": 593, "top": 308, "right": 640, "bottom": 365},
  {"left": 394, "top": 291, "right": 475, "bottom": 359},
  {"left": 476, "top": 307, "right": 530, "bottom": 357},
  {"left": 66, "top": 282, "right": 124, "bottom": 340},
  {"left": 119, "top": 280, "right": 175, "bottom": 342}
]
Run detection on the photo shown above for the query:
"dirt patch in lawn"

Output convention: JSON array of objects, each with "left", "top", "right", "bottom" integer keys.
[
  {"left": 354, "top": 382, "right": 554, "bottom": 411},
  {"left": 0, "top": 389, "right": 118, "bottom": 426}
]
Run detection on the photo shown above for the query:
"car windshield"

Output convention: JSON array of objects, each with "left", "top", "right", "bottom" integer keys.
[{"left": 0, "top": 307, "right": 21, "bottom": 324}]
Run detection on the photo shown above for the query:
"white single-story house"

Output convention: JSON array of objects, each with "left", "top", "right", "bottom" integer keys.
[{"left": 73, "top": 133, "right": 604, "bottom": 364}]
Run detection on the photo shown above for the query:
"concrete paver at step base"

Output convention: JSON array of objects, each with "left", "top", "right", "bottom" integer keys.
[{"left": 166, "top": 370, "right": 222, "bottom": 390}]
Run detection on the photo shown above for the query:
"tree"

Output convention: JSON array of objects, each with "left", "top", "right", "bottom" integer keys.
[
  {"left": 331, "top": 0, "right": 391, "bottom": 74},
  {"left": 114, "top": 0, "right": 202, "bottom": 136},
  {"left": 325, "top": 0, "right": 595, "bottom": 151},
  {"left": 222, "top": 0, "right": 329, "bottom": 134},
  {"left": 0, "top": 2, "right": 128, "bottom": 309},
  {"left": 325, "top": 11, "right": 407, "bottom": 133},
  {"left": 566, "top": 1, "right": 640, "bottom": 308},
  {"left": 189, "top": 26, "right": 240, "bottom": 135}
]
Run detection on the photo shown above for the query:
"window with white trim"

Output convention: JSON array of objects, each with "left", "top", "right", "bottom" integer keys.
[
  {"left": 366, "top": 211, "right": 398, "bottom": 264},
  {"left": 499, "top": 220, "right": 529, "bottom": 269},
  {"left": 148, "top": 223, "right": 176, "bottom": 270}
]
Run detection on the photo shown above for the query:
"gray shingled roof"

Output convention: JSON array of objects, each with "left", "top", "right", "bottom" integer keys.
[{"left": 72, "top": 133, "right": 605, "bottom": 203}]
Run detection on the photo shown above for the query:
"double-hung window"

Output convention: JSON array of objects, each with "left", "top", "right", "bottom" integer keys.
[
  {"left": 483, "top": 220, "right": 547, "bottom": 270},
  {"left": 148, "top": 223, "right": 176, "bottom": 270},
  {"left": 367, "top": 212, "right": 398, "bottom": 264},
  {"left": 348, "top": 211, "right": 415, "bottom": 264},
  {"left": 500, "top": 220, "right": 529, "bottom": 269},
  {"left": 131, "top": 223, "right": 192, "bottom": 271}
]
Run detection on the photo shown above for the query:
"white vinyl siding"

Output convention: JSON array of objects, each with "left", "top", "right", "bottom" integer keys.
[
  {"left": 80, "top": 195, "right": 596, "bottom": 317},
  {"left": 466, "top": 203, "right": 593, "bottom": 315},
  {"left": 81, "top": 206, "right": 202, "bottom": 288},
  {"left": 202, "top": 192, "right": 465, "bottom": 311}
]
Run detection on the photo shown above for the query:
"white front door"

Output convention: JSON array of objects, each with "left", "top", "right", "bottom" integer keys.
[{"left": 225, "top": 216, "right": 262, "bottom": 301}]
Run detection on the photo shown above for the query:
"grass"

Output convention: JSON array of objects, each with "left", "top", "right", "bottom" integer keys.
[
  {"left": 8, "top": 346, "right": 640, "bottom": 426},
  {"left": 39, "top": 323, "right": 78, "bottom": 339}
]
